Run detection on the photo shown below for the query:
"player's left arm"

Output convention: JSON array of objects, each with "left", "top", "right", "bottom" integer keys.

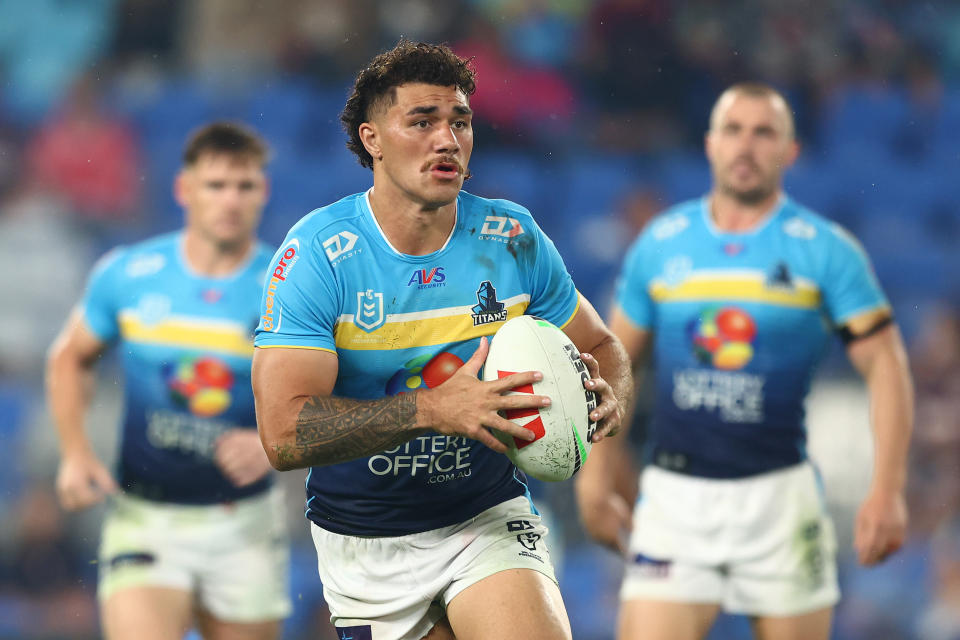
[
  {"left": 562, "top": 293, "right": 633, "bottom": 441},
  {"left": 844, "top": 308, "right": 914, "bottom": 566}
]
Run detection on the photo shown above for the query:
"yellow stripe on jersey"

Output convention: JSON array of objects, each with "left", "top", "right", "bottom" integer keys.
[
  {"left": 334, "top": 300, "right": 530, "bottom": 351},
  {"left": 119, "top": 312, "right": 254, "bottom": 357},
  {"left": 650, "top": 273, "right": 821, "bottom": 308}
]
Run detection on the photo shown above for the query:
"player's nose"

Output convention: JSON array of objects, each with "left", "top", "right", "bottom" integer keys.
[{"left": 433, "top": 125, "right": 461, "bottom": 154}]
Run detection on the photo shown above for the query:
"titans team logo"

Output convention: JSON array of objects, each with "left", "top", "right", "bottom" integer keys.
[
  {"left": 162, "top": 355, "right": 234, "bottom": 417},
  {"left": 471, "top": 281, "right": 508, "bottom": 326},
  {"left": 687, "top": 306, "right": 757, "bottom": 370},
  {"left": 386, "top": 350, "right": 464, "bottom": 395}
]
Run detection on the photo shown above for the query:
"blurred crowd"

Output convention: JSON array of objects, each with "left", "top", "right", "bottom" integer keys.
[{"left": 1, "top": 1, "right": 959, "bottom": 639}]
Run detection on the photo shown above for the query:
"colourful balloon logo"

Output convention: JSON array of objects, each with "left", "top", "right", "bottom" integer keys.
[
  {"left": 386, "top": 350, "right": 464, "bottom": 395},
  {"left": 688, "top": 306, "right": 757, "bottom": 370},
  {"left": 163, "top": 356, "right": 234, "bottom": 417}
]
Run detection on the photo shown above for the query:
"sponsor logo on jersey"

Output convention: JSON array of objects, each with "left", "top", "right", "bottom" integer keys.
[
  {"left": 651, "top": 214, "right": 689, "bottom": 240},
  {"left": 323, "top": 230, "right": 359, "bottom": 263},
  {"left": 688, "top": 305, "right": 757, "bottom": 371},
  {"left": 367, "top": 435, "right": 473, "bottom": 484},
  {"left": 261, "top": 240, "right": 299, "bottom": 332},
  {"left": 662, "top": 255, "right": 693, "bottom": 286},
  {"left": 162, "top": 355, "right": 235, "bottom": 417},
  {"left": 766, "top": 261, "right": 795, "bottom": 290},
  {"left": 201, "top": 288, "right": 223, "bottom": 303},
  {"left": 479, "top": 215, "right": 524, "bottom": 240},
  {"left": 355, "top": 289, "right": 385, "bottom": 332},
  {"left": 783, "top": 216, "right": 817, "bottom": 240},
  {"left": 723, "top": 242, "right": 745, "bottom": 256},
  {"left": 407, "top": 266, "right": 446, "bottom": 289},
  {"left": 386, "top": 350, "right": 463, "bottom": 395},
  {"left": 134, "top": 293, "right": 171, "bottom": 327},
  {"left": 471, "top": 281, "right": 508, "bottom": 326},
  {"left": 126, "top": 253, "right": 166, "bottom": 278}
]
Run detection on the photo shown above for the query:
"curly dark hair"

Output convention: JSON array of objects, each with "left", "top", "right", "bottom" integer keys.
[{"left": 341, "top": 40, "right": 476, "bottom": 169}]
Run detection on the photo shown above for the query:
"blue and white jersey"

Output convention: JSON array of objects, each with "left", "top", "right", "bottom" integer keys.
[
  {"left": 616, "top": 196, "right": 888, "bottom": 478},
  {"left": 81, "top": 232, "right": 274, "bottom": 504},
  {"left": 254, "top": 190, "right": 580, "bottom": 536}
]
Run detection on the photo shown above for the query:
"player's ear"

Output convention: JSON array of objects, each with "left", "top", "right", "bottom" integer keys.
[
  {"left": 173, "top": 170, "right": 190, "bottom": 208},
  {"left": 704, "top": 130, "right": 716, "bottom": 163},
  {"left": 359, "top": 122, "right": 382, "bottom": 163}
]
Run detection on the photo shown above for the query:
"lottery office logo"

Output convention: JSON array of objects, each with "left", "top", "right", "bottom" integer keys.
[{"left": 261, "top": 239, "right": 299, "bottom": 332}]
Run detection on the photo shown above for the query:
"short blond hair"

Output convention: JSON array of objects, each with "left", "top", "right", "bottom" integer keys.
[{"left": 709, "top": 83, "right": 795, "bottom": 139}]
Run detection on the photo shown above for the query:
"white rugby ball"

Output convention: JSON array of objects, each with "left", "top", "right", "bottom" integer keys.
[{"left": 482, "top": 315, "right": 598, "bottom": 482}]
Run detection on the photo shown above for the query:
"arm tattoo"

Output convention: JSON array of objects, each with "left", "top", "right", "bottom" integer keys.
[{"left": 273, "top": 393, "right": 421, "bottom": 469}]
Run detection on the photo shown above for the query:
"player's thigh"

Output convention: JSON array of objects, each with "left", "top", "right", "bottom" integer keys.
[
  {"left": 618, "top": 600, "right": 720, "bottom": 640},
  {"left": 751, "top": 606, "right": 832, "bottom": 640},
  {"left": 195, "top": 609, "right": 283, "bottom": 640},
  {"left": 101, "top": 586, "right": 193, "bottom": 640},
  {"left": 446, "top": 568, "right": 571, "bottom": 640}
]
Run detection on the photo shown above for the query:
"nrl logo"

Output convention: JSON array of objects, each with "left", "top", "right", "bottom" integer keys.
[{"left": 355, "top": 289, "right": 385, "bottom": 332}]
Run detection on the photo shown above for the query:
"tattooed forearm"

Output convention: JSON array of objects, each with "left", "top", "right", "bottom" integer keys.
[{"left": 273, "top": 393, "right": 422, "bottom": 470}]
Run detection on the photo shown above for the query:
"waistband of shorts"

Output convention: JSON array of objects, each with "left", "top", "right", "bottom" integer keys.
[
  {"left": 648, "top": 449, "right": 806, "bottom": 479},
  {"left": 648, "top": 456, "right": 810, "bottom": 482},
  {"left": 110, "top": 484, "right": 279, "bottom": 515}
]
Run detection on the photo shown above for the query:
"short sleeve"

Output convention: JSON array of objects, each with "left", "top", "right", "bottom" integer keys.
[
  {"left": 80, "top": 248, "right": 125, "bottom": 342},
  {"left": 820, "top": 224, "right": 889, "bottom": 326},
  {"left": 615, "top": 230, "right": 655, "bottom": 329},
  {"left": 522, "top": 216, "right": 579, "bottom": 328},
  {"left": 254, "top": 235, "right": 341, "bottom": 352}
]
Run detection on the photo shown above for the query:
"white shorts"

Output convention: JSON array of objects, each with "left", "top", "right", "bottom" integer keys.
[
  {"left": 310, "top": 496, "right": 557, "bottom": 640},
  {"left": 98, "top": 488, "right": 291, "bottom": 623},
  {"left": 621, "top": 462, "right": 839, "bottom": 617}
]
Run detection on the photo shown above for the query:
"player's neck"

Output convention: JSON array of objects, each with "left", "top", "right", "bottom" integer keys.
[
  {"left": 708, "top": 189, "right": 782, "bottom": 232},
  {"left": 368, "top": 185, "right": 456, "bottom": 256},
  {"left": 181, "top": 229, "right": 254, "bottom": 277}
]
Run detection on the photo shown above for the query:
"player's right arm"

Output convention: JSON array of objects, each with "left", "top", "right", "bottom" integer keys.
[
  {"left": 46, "top": 309, "right": 119, "bottom": 510},
  {"left": 253, "top": 338, "right": 545, "bottom": 471},
  {"left": 575, "top": 308, "right": 652, "bottom": 553},
  {"left": 575, "top": 226, "right": 657, "bottom": 553}
]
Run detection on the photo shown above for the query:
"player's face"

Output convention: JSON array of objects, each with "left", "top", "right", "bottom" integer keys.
[
  {"left": 178, "top": 153, "right": 268, "bottom": 247},
  {"left": 706, "top": 94, "right": 798, "bottom": 204},
  {"left": 368, "top": 83, "right": 473, "bottom": 208}
]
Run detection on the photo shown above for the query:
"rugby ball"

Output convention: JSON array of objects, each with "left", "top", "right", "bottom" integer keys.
[{"left": 482, "top": 315, "right": 598, "bottom": 482}]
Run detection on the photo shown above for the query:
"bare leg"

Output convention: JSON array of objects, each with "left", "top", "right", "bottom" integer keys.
[
  {"left": 447, "top": 569, "right": 571, "bottom": 640},
  {"left": 618, "top": 600, "right": 721, "bottom": 640}
]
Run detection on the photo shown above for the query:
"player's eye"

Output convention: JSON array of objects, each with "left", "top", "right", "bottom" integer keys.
[
  {"left": 453, "top": 120, "right": 469, "bottom": 129},
  {"left": 414, "top": 120, "right": 429, "bottom": 129},
  {"left": 206, "top": 180, "right": 226, "bottom": 190}
]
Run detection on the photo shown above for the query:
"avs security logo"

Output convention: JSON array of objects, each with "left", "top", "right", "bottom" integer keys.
[
  {"left": 162, "top": 355, "right": 234, "bottom": 417},
  {"left": 355, "top": 289, "right": 384, "bottom": 332},
  {"left": 479, "top": 215, "right": 524, "bottom": 241},
  {"left": 687, "top": 306, "right": 757, "bottom": 370},
  {"left": 471, "top": 280, "right": 507, "bottom": 326},
  {"left": 408, "top": 266, "right": 446, "bottom": 290},
  {"left": 261, "top": 239, "right": 299, "bottom": 332},
  {"left": 323, "top": 230, "right": 359, "bottom": 265}
]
